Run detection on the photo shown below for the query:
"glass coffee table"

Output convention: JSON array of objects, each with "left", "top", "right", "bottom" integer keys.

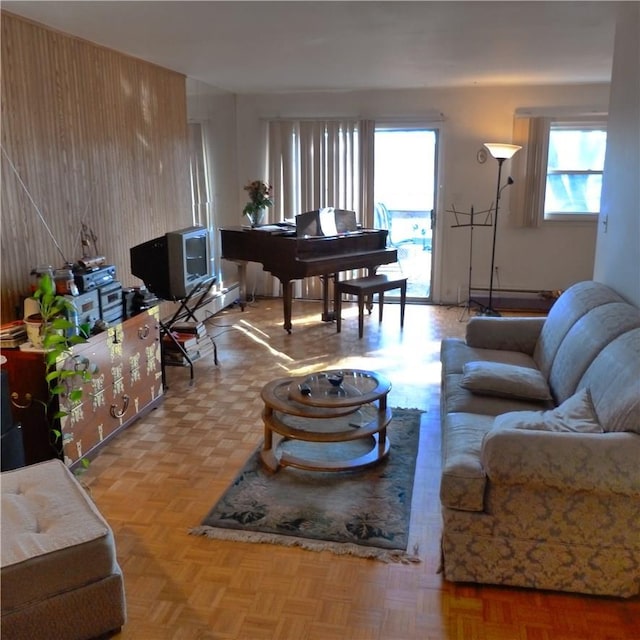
[{"left": 260, "top": 369, "right": 392, "bottom": 472}]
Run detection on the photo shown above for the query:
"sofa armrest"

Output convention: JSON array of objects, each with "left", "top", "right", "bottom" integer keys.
[
  {"left": 465, "top": 317, "right": 545, "bottom": 355},
  {"left": 481, "top": 429, "right": 640, "bottom": 496}
]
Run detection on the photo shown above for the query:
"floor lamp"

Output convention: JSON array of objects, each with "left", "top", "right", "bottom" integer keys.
[{"left": 481, "top": 142, "right": 522, "bottom": 316}]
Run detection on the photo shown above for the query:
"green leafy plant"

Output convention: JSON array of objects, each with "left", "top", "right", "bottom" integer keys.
[{"left": 32, "top": 273, "right": 94, "bottom": 467}]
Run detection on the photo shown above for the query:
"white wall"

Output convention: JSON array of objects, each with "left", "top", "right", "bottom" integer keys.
[
  {"left": 186, "top": 80, "right": 239, "bottom": 289},
  {"left": 594, "top": 3, "right": 640, "bottom": 306},
  {"left": 232, "top": 83, "right": 608, "bottom": 303},
  {"left": 187, "top": 10, "right": 638, "bottom": 309}
]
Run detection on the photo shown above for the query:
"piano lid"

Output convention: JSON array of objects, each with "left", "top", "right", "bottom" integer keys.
[{"left": 295, "top": 207, "right": 358, "bottom": 237}]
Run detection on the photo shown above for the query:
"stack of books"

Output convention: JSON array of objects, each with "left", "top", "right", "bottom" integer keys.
[
  {"left": 170, "top": 321, "right": 207, "bottom": 339},
  {"left": 161, "top": 321, "right": 208, "bottom": 365},
  {"left": 0, "top": 321, "right": 28, "bottom": 349}
]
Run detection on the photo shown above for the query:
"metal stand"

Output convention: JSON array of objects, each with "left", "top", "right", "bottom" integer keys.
[
  {"left": 159, "top": 276, "right": 218, "bottom": 388},
  {"left": 447, "top": 204, "right": 492, "bottom": 321}
]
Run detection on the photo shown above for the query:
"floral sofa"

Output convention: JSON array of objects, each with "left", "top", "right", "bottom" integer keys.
[{"left": 439, "top": 280, "right": 640, "bottom": 597}]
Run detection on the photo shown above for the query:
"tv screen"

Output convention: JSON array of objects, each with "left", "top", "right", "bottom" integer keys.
[{"left": 130, "top": 226, "right": 213, "bottom": 300}]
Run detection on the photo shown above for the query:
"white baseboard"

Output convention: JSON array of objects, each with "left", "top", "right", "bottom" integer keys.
[
  {"left": 160, "top": 283, "right": 240, "bottom": 324},
  {"left": 198, "top": 283, "right": 240, "bottom": 321}
]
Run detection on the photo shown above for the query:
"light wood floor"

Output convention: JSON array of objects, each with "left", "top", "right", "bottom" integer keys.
[{"left": 81, "top": 299, "right": 640, "bottom": 640}]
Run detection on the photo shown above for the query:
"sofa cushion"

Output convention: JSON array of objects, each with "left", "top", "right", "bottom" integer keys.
[
  {"left": 443, "top": 373, "right": 552, "bottom": 415},
  {"left": 533, "top": 281, "right": 624, "bottom": 379},
  {"left": 440, "top": 338, "right": 537, "bottom": 376},
  {"left": 578, "top": 328, "right": 640, "bottom": 435},
  {"left": 465, "top": 316, "right": 545, "bottom": 355},
  {"left": 492, "top": 388, "right": 602, "bottom": 433},
  {"left": 460, "top": 361, "right": 552, "bottom": 401},
  {"left": 548, "top": 302, "right": 640, "bottom": 404}
]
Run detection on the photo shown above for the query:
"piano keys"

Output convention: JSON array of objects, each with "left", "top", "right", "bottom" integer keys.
[{"left": 220, "top": 226, "right": 397, "bottom": 332}]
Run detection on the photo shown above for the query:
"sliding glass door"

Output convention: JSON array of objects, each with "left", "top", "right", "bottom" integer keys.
[{"left": 373, "top": 127, "right": 438, "bottom": 301}]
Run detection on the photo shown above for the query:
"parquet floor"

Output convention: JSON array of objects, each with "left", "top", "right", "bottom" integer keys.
[{"left": 81, "top": 299, "right": 640, "bottom": 640}]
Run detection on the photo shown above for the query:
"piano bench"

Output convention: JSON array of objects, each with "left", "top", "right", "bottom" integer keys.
[{"left": 335, "top": 274, "right": 407, "bottom": 339}]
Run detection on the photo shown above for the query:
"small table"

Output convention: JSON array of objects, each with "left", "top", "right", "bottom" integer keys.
[{"left": 260, "top": 369, "right": 392, "bottom": 472}]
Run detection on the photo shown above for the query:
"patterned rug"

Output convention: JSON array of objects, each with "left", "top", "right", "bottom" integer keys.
[{"left": 190, "top": 408, "right": 423, "bottom": 563}]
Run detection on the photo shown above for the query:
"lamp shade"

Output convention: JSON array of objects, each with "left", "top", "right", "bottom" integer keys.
[{"left": 483, "top": 143, "right": 522, "bottom": 160}]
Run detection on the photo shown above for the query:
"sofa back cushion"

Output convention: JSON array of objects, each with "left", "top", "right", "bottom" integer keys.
[
  {"left": 548, "top": 302, "right": 640, "bottom": 404},
  {"left": 578, "top": 328, "right": 640, "bottom": 434},
  {"left": 533, "top": 281, "right": 624, "bottom": 380}
]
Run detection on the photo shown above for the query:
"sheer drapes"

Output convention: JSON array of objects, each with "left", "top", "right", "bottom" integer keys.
[
  {"left": 267, "top": 118, "right": 375, "bottom": 298},
  {"left": 188, "top": 122, "right": 211, "bottom": 228},
  {"left": 511, "top": 116, "right": 551, "bottom": 228},
  {"left": 188, "top": 122, "right": 218, "bottom": 279},
  {"left": 359, "top": 119, "right": 375, "bottom": 228},
  {"left": 268, "top": 119, "right": 374, "bottom": 218}
]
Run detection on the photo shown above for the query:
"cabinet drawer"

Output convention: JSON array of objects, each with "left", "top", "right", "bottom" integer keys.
[
  {"left": 59, "top": 309, "right": 163, "bottom": 466},
  {"left": 119, "top": 308, "right": 163, "bottom": 414}
]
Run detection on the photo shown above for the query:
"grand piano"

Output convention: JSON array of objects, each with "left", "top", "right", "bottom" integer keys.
[{"left": 220, "top": 208, "right": 397, "bottom": 332}]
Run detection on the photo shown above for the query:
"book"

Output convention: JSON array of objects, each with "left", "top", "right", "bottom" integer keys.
[
  {"left": 1, "top": 321, "right": 27, "bottom": 348},
  {"left": 1, "top": 335, "right": 27, "bottom": 348},
  {"left": 0, "top": 321, "right": 26, "bottom": 338},
  {"left": 170, "top": 321, "right": 207, "bottom": 337},
  {"left": 162, "top": 332, "right": 198, "bottom": 351}
]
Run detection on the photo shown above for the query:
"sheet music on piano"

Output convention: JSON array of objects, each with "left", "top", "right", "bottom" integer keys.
[
  {"left": 318, "top": 208, "right": 338, "bottom": 236},
  {"left": 296, "top": 208, "right": 358, "bottom": 237}
]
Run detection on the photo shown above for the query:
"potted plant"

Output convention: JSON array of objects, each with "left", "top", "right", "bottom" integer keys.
[
  {"left": 242, "top": 179, "right": 273, "bottom": 227},
  {"left": 32, "top": 272, "right": 95, "bottom": 466}
]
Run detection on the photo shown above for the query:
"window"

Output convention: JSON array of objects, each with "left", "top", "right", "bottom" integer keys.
[
  {"left": 544, "top": 121, "right": 607, "bottom": 219},
  {"left": 511, "top": 114, "right": 607, "bottom": 227}
]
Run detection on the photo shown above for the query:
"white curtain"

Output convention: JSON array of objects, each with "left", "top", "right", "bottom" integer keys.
[
  {"left": 188, "top": 122, "right": 218, "bottom": 279},
  {"left": 359, "top": 119, "right": 376, "bottom": 228},
  {"left": 510, "top": 116, "right": 551, "bottom": 228},
  {"left": 188, "top": 122, "right": 210, "bottom": 227},
  {"left": 267, "top": 118, "right": 375, "bottom": 298}
]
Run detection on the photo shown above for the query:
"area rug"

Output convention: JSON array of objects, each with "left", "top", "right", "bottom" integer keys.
[{"left": 190, "top": 408, "right": 423, "bottom": 563}]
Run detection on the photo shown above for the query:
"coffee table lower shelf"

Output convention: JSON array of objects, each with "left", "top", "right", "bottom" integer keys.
[{"left": 260, "top": 406, "right": 392, "bottom": 473}]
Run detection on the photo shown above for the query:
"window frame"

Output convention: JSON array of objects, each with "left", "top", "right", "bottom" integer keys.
[
  {"left": 511, "top": 112, "right": 608, "bottom": 228},
  {"left": 543, "top": 118, "right": 607, "bottom": 222}
]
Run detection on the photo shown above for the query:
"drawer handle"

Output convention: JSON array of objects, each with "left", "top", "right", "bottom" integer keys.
[
  {"left": 138, "top": 325, "right": 150, "bottom": 340},
  {"left": 110, "top": 394, "right": 130, "bottom": 419},
  {"left": 10, "top": 392, "right": 32, "bottom": 409},
  {"left": 73, "top": 356, "right": 91, "bottom": 372}
]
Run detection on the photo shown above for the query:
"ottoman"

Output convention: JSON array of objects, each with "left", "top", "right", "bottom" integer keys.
[{"left": 1, "top": 459, "right": 126, "bottom": 639}]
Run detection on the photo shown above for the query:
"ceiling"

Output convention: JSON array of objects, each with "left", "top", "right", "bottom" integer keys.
[{"left": 2, "top": 1, "right": 619, "bottom": 94}]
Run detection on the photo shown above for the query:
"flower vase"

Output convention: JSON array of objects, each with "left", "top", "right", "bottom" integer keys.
[{"left": 246, "top": 210, "right": 265, "bottom": 228}]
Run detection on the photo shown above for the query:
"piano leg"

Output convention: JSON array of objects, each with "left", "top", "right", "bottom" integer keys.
[
  {"left": 282, "top": 279, "right": 294, "bottom": 333},
  {"left": 230, "top": 260, "right": 248, "bottom": 311},
  {"left": 320, "top": 274, "right": 337, "bottom": 322}
]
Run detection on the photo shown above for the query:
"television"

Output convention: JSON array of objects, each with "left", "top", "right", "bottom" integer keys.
[{"left": 130, "top": 226, "right": 213, "bottom": 300}]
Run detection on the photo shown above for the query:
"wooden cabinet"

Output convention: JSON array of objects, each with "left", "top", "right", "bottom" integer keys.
[
  {"left": 0, "top": 349, "right": 51, "bottom": 465},
  {"left": 1, "top": 308, "right": 163, "bottom": 468}
]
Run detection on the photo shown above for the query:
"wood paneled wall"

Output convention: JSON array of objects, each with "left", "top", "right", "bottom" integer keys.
[{"left": 1, "top": 12, "right": 191, "bottom": 323}]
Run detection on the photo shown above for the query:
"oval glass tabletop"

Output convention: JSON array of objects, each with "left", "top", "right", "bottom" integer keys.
[
  {"left": 288, "top": 369, "right": 391, "bottom": 408},
  {"left": 261, "top": 378, "right": 358, "bottom": 418}
]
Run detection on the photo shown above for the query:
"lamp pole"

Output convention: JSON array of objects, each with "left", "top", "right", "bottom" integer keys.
[
  {"left": 487, "top": 157, "right": 505, "bottom": 315},
  {"left": 482, "top": 143, "right": 522, "bottom": 316}
]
